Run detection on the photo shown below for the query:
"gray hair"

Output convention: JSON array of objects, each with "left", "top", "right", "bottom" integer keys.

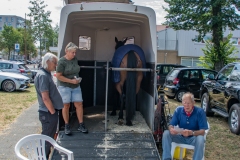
[
  {"left": 182, "top": 92, "right": 195, "bottom": 103},
  {"left": 42, "top": 52, "right": 58, "bottom": 69},
  {"left": 65, "top": 42, "right": 78, "bottom": 51}
]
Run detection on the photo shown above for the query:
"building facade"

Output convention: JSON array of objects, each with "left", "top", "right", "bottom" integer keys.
[
  {"left": 0, "top": 15, "right": 25, "bottom": 31},
  {"left": 157, "top": 27, "right": 240, "bottom": 67}
]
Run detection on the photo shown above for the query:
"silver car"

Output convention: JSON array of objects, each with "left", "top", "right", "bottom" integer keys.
[
  {"left": 0, "top": 70, "right": 30, "bottom": 92},
  {"left": 0, "top": 60, "right": 32, "bottom": 81}
]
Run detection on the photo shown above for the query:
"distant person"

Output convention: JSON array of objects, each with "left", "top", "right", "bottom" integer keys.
[
  {"left": 56, "top": 42, "right": 88, "bottom": 135},
  {"left": 162, "top": 92, "right": 208, "bottom": 160},
  {"left": 34, "top": 52, "right": 63, "bottom": 158}
]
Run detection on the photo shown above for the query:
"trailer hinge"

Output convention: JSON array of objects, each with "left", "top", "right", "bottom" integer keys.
[
  {"left": 135, "top": 6, "right": 138, "bottom": 12},
  {"left": 80, "top": 4, "right": 84, "bottom": 10}
]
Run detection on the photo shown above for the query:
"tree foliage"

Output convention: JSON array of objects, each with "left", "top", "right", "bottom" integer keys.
[
  {"left": 163, "top": 0, "right": 240, "bottom": 71},
  {"left": 199, "top": 34, "right": 238, "bottom": 70},
  {"left": 1, "top": 25, "right": 22, "bottom": 60},
  {"left": 28, "top": 0, "right": 52, "bottom": 57}
]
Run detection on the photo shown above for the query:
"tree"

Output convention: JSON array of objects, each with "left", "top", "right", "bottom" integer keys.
[
  {"left": 199, "top": 34, "right": 238, "bottom": 70},
  {"left": 1, "top": 25, "right": 22, "bottom": 60},
  {"left": 163, "top": 0, "right": 240, "bottom": 71},
  {"left": 28, "top": 0, "right": 52, "bottom": 58}
]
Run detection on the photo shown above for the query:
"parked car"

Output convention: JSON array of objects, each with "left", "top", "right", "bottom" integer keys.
[
  {"left": 163, "top": 67, "right": 217, "bottom": 102},
  {"left": 200, "top": 62, "right": 240, "bottom": 135},
  {"left": 0, "top": 70, "right": 30, "bottom": 92},
  {"left": 0, "top": 60, "right": 33, "bottom": 81},
  {"left": 156, "top": 64, "right": 185, "bottom": 92}
]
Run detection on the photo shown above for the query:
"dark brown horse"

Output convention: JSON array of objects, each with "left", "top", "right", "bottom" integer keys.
[{"left": 111, "top": 37, "right": 143, "bottom": 126}]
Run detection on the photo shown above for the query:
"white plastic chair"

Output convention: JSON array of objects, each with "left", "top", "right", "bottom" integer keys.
[
  {"left": 171, "top": 122, "right": 210, "bottom": 160},
  {"left": 15, "top": 134, "right": 74, "bottom": 160}
]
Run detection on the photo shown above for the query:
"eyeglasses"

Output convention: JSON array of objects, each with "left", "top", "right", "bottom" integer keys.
[{"left": 51, "top": 61, "right": 57, "bottom": 65}]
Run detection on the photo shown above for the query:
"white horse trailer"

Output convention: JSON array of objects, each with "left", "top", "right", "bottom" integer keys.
[{"left": 53, "top": 2, "right": 159, "bottom": 159}]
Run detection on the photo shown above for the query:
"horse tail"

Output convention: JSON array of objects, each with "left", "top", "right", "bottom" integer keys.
[{"left": 126, "top": 50, "right": 137, "bottom": 122}]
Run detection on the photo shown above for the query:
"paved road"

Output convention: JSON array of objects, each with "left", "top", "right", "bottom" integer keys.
[{"left": 0, "top": 103, "right": 41, "bottom": 160}]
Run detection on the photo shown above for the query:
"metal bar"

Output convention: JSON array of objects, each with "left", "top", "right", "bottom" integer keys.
[
  {"left": 110, "top": 67, "right": 153, "bottom": 72},
  {"left": 104, "top": 62, "right": 109, "bottom": 132},
  {"left": 80, "top": 66, "right": 103, "bottom": 69},
  {"left": 93, "top": 61, "right": 96, "bottom": 106}
]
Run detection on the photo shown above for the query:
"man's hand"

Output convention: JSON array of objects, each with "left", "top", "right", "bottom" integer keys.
[
  {"left": 169, "top": 127, "right": 179, "bottom": 135},
  {"left": 181, "top": 129, "right": 192, "bottom": 137}
]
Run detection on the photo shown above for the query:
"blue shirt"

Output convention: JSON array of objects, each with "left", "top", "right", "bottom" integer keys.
[{"left": 170, "top": 106, "right": 208, "bottom": 131}]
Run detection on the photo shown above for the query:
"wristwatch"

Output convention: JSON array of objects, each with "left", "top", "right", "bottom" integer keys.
[{"left": 192, "top": 131, "right": 195, "bottom": 136}]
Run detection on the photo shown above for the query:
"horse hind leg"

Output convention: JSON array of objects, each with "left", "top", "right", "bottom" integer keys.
[
  {"left": 110, "top": 87, "right": 119, "bottom": 116},
  {"left": 117, "top": 93, "right": 125, "bottom": 125}
]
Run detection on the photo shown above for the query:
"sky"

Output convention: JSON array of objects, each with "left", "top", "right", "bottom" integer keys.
[{"left": 0, "top": 0, "right": 168, "bottom": 25}]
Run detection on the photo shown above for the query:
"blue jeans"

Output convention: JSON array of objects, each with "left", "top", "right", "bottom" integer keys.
[
  {"left": 58, "top": 86, "right": 83, "bottom": 103},
  {"left": 162, "top": 130, "right": 205, "bottom": 160}
]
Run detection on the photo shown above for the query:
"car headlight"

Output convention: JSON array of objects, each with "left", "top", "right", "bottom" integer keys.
[{"left": 14, "top": 78, "right": 25, "bottom": 81}]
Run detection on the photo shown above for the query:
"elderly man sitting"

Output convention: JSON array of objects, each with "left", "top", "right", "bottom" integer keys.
[{"left": 162, "top": 92, "right": 208, "bottom": 160}]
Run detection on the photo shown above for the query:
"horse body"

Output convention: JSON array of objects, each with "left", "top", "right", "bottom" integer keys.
[{"left": 111, "top": 37, "right": 144, "bottom": 126}]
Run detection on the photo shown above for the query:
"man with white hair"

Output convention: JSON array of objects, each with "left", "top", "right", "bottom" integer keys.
[
  {"left": 34, "top": 52, "right": 63, "bottom": 157},
  {"left": 162, "top": 92, "right": 208, "bottom": 160}
]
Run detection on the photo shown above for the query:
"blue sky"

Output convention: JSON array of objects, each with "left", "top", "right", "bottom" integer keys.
[{"left": 0, "top": 0, "right": 168, "bottom": 25}]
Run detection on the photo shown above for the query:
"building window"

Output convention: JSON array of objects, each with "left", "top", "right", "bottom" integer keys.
[
  {"left": 181, "top": 57, "right": 201, "bottom": 67},
  {"left": 11, "top": 17, "right": 14, "bottom": 22},
  {"left": 230, "top": 37, "right": 239, "bottom": 45},
  {"left": 8, "top": 22, "right": 12, "bottom": 26},
  {"left": 0, "top": 27, "right": 2, "bottom": 31},
  {"left": 79, "top": 36, "right": 91, "bottom": 50},
  {"left": 0, "top": 17, "right": 2, "bottom": 22},
  {"left": 5, "top": 17, "right": 8, "bottom": 22},
  {"left": 124, "top": 36, "right": 135, "bottom": 45},
  {"left": 194, "top": 35, "right": 212, "bottom": 43}
]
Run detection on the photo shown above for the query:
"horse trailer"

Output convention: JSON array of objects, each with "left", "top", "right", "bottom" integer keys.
[{"left": 53, "top": 2, "right": 160, "bottom": 159}]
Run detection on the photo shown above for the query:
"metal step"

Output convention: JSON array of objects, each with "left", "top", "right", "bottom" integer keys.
[{"left": 212, "top": 108, "right": 229, "bottom": 118}]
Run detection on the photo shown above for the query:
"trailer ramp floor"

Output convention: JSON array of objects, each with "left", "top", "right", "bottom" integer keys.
[{"left": 51, "top": 106, "right": 161, "bottom": 160}]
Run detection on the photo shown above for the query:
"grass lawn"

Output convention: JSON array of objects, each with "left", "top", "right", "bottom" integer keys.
[
  {"left": 0, "top": 84, "right": 37, "bottom": 132},
  {"left": 164, "top": 95, "right": 240, "bottom": 160}
]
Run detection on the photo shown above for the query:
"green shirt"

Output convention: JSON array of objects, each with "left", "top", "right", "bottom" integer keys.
[{"left": 56, "top": 56, "right": 80, "bottom": 88}]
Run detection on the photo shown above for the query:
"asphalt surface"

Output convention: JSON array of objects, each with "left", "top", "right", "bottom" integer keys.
[{"left": 0, "top": 102, "right": 41, "bottom": 160}]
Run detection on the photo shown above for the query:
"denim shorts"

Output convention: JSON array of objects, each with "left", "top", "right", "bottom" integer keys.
[{"left": 58, "top": 86, "right": 83, "bottom": 103}]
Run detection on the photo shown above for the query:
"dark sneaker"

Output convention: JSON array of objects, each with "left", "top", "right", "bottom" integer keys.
[
  {"left": 78, "top": 123, "right": 88, "bottom": 133},
  {"left": 64, "top": 124, "right": 71, "bottom": 135}
]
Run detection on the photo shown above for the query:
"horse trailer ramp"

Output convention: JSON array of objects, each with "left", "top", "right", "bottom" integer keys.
[
  {"left": 52, "top": 132, "right": 160, "bottom": 160},
  {"left": 51, "top": 108, "right": 161, "bottom": 160}
]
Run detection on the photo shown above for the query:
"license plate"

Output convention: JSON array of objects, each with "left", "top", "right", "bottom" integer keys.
[{"left": 164, "top": 87, "right": 168, "bottom": 91}]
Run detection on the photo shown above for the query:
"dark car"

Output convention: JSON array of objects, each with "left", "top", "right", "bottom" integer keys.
[
  {"left": 156, "top": 64, "right": 185, "bottom": 92},
  {"left": 200, "top": 62, "right": 240, "bottom": 135},
  {"left": 163, "top": 67, "right": 217, "bottom": 102}
]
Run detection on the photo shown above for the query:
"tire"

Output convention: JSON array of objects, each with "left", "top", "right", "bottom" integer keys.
[
  {"left": 228, "top": 104, "right": 240, "bottom": 135},
  {"left": 201, "top": 93, "right": 214, "bottom": 117},
  {"left": 2, "top": 80, "right": 16, "bottom": 92},
  {"left": 176, "top": 90, "right": 186, "bottom": 102},
  {"left": 166, "top": 95, "right": 174, "bottom": 99}
]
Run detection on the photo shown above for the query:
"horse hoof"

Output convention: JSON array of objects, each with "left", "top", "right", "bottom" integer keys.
[
  {"left": 117, "top": 119, "right": 124, "bottom": 125},
  {"left": 126, "top": 121, "right": 133, "bottom": 126},
  {"left": 110, "top": 111, "right": 116, "bottom": 116}
]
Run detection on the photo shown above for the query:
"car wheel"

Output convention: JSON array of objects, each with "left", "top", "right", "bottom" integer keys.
[
  {"left": 201, "top": 93, "right": 214, "bottom": 117},
  {"left": 2, "top": 80, "right": 16, "bottom": 92},
  {"left": 176, "top": 90, "right": 186, "bottom": 102},
  {"left": 166, "top": 95, "right": 174, "bottom": 99},
  {"left": 229, "top": 104, "right": 240, "bottom": 135}
]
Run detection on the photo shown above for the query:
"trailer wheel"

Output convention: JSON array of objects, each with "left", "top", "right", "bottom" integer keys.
[
  {"left": 229, "top": 104, "right": 240, "bottom": 135},
  {"left": 201, "top": 93, "right": 214, "bottom": 117}
]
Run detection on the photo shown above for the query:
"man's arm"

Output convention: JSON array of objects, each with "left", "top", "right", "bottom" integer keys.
[
  {"left": 41, "top": 91, "right": 56, "bottom": 114},
  {"left": 181, "top": 129, "right": 205, "bottom": 137}
]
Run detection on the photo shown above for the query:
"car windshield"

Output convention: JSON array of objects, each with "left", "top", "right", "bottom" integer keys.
[
  {"left": 18, "top": 64, "right": 29, "bottom": 70},
  {"left": 230, "top": 65, "right": 240, "bottom": 81}
]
